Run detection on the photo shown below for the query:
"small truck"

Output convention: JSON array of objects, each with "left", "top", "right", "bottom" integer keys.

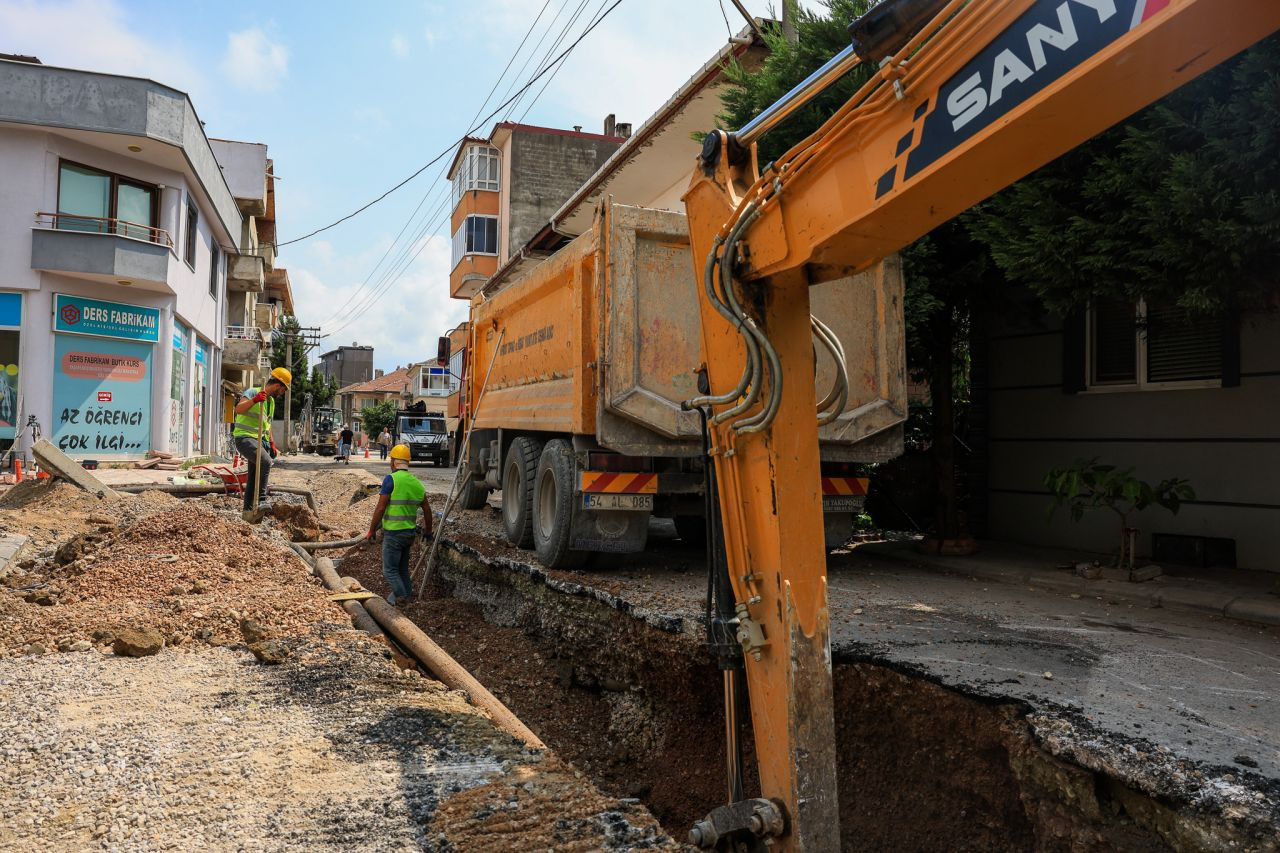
[{"left": 393, "top": 403, "right": 450, "bottom": 466}]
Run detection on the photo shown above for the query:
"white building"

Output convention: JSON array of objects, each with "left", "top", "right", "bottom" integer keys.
[{"left": 0, "top": 55, "right": 255, "bottom": 462}]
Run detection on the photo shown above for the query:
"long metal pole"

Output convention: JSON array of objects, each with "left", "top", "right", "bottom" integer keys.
[
  {"left": 283, "top": 337, "right": 293, "bottom": 454},
  {"left": 735, "top": 45, "right": 858, "bottom": 146},
  {"left": 414, "top": 328, "right": 505, "bottom": 594}
]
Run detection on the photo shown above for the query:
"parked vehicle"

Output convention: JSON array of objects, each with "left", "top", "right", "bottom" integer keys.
[
  {"left": 394, "top": 402, "right": 449, "bottom": 465},
  {"left": 451, "top": 202, "right": 904, "bottom": 568}
]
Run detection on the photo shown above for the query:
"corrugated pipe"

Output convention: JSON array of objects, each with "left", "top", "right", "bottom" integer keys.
[{"left": 286, "top": 542, "right": 383, "bottom": 637}]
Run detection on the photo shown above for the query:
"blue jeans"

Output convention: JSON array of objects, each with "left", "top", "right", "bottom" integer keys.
[
  {"left": 233, "top": 435, "right": 271, "bottom": 510},
  {"left": 338, "top": 442, "right": 350, "bottom": 459},
  {"left": 379, "top": 444, "right": 389, "bottom": 460},
  {"left": 381, "top": 528, "right": 416, "bottom": 604}
]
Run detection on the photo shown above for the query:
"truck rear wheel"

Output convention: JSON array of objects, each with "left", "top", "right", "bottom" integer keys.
[
  {"left": 673, "top": 515, "right": 706, "bottom": 547},
  {"left": 502, "top": 436, "right": 543, "bottom": 548},
  {"left": 533, "top": 439, "right": 590, "bottom": 569},
  {"left": 456, "top": 474, "right": 490, "bottom": 510}
]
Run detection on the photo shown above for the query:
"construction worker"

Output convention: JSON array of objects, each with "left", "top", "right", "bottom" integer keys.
[
  {"left": 366, "top": 444, "right": 431, "bottom": 606},
  {"left": 232, "top": 367, "right": 291, "bottom": 511}
]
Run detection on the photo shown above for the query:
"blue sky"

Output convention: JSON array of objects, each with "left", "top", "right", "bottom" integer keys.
[{"left": 1, "top": 0, "right": 822, "bottom": 371}]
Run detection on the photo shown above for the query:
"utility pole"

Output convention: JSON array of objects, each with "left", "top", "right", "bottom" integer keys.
[
  {"left": 280, "top": 324, "right": 322, "bottom": 454},
  {"left": 781, "top": 0, "right": 799, "bottom": 44}
]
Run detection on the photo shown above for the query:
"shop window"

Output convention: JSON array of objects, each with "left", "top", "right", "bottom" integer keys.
[
  {"left": 0, "top": 293, "right": 20, "bottom": 445},
  {"left": 1088, "top": 298, "right": 1225, "bottom": 390},
  {"left": 56, "top": 161, "right": 160, "bottom": 243}
]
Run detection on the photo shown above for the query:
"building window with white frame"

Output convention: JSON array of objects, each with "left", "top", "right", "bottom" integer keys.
[
  {"left": 420, "top": 366, "right": 451, "bottom": 397},
  {"left": 451, "top": 145, "right": 500, "bottom": 206},
  {"left": 1088, "top": 297, "right": 1224, "bottom": 391},
  {"left": 450, "top": 215, "right": 499, "bottom": 269}
]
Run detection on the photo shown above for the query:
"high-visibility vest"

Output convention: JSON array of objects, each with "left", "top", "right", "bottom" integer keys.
[
  {"left": 232, "top": 388, "right": 274, "bottom": 439},
  {"left": 383, "top": 469, "right": 425, "bottom": 531}
]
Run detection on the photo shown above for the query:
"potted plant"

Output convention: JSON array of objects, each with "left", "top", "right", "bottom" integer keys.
[{"left": 1044, "top": 459, "right": 1195, "bottom": 580}]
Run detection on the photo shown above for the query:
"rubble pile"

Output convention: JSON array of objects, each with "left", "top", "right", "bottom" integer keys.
[{"left": 0, "top": 502, "right": 343, "bottom": 657}]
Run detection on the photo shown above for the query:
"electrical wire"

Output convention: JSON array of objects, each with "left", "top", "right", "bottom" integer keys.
[
  {"left": 275, "top": 0, "right": 626, "bottom": 251},
  {"left": 515, "top": 0, "right": 612, "bottom": 126},
  {"left": 325, "top": 0, "right": 626, "bottom": 338}
]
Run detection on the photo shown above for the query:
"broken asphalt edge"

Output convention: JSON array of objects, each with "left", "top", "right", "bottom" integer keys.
[
  {"left": 425, "top": 534, "right": 1280, "bottom": 836},
  {"left": 859, "top": 541, "right": 1280, "bottom": 629}
]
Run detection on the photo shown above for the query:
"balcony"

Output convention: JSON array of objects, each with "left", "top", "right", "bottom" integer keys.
[
  {"left": 31, "top": 213, "right": 173, "bottom": 293},
  {"left": 228, "top": 253, "right": 265, "bottom": 293},
  {"left": 253, "top": 302, "right": 280, "bottom": 332},
  {"left": 223, "top": 324, "right": 265, "bottom": 370}
]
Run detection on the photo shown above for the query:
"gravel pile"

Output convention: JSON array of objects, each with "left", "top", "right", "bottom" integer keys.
[
  {"left": 0, "top": 625, "right": 673, "bottom": 851},
  {"left": 0, "top": 502, "right": 341, "bottom": 656}
]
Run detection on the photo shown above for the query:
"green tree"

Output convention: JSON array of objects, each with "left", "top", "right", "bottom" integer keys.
[
  {"left": 360, "top": 400, "right": 397, "bottom": 437},
  {"left": 270, "top": 315, "right": 311, "bottom": 420},
  {"left": 717, "top": 0, "right": 998, "bottom": 540},
  {"left": 966, "top": 36, "right": 1280, "bottom": 315}
]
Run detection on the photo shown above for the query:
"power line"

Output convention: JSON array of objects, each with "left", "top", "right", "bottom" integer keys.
[
  {"left": 322, "top": 0, "right": 627, "bottom": 337},
  {"left": 516, "top": 0, "right": 613, "bottom": 125},
  {"left": 316, "top": 0, "right": 559, "bottom": 327},
  {"left": 275, "top": 0, "right": 624, "bottom": 250}
]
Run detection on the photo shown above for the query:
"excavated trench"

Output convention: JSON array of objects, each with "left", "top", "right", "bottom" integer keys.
[{"left": 340, "top": 539, "right": 1266, "bottom": 852}]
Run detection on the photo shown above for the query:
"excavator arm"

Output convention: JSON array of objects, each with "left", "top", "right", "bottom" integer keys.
[{"left": 683, "top": 0, "right": 1280, "bottom": 848}]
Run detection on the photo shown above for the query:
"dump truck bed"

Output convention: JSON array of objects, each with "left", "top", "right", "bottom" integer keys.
[{"left": 469, "top": 203, "right": 905, "bottom": 461}]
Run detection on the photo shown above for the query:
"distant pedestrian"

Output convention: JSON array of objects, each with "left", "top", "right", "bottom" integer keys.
[
  {"left": 338, "top": 424, "right": 354, "bottom": 464},
  {"left": 377, "top": 428, "right": 392, "bottom": 460},
  {"left": 366, "top": 444, "right": 431, "bottom": 607}
]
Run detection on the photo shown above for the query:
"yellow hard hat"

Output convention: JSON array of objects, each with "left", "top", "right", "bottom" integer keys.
[
  {"left": 390, "top": 444, "right": 411, "bottom": 461},
  {"left": 270, "top": 366, "right": 293, "bottom": 387}
]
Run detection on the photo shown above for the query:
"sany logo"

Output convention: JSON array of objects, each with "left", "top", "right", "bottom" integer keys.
[
  {"left": 947, "top": 0, "right": 1118, "bottom": 132},
  {"left": 60, "top": 304, "right": 81, "bottom": 325}
]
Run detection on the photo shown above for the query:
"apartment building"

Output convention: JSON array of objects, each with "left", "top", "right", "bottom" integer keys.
[
  {"left": 0, "top": 55, "right": 263, "bottom": 461},
  {"left": 318, "top": 344, "right": 374, "bottom": 389},
  {"left": 446, "top": 120, "right": 626, "bottom": 299},
  {"left": 208, "top": 139, "right": 293, "bottom": 425}
]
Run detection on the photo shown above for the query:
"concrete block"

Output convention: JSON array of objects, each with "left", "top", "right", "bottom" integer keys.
[
  {"left": 0, "top": 534, "right": 28, "bottom": 574},
  {"left": 1224, "top": 597, "right": 1280, "bottom": 627},
  {"left": 30, "top": 439, "right": 120, "bottom": 499}
]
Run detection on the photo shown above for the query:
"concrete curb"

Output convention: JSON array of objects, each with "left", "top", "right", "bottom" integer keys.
[{"left": 861, "top": 542, "right": 1280, "bottom": 629}]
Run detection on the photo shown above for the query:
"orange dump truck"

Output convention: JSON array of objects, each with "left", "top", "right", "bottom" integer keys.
[{"left": 454, "top": 202, "right": 906, "bottom": 568}]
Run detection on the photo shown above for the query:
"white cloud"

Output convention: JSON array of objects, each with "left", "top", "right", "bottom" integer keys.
[
  {"left": 0, "top": 0, "right": 207, "bottom": 99},
  {"left": 220, "top": 28, "right": 289, "bottom": 93},
  {"left": 423, "top": 27, "right": 442, "bottom": 49},
  {"left": 287, "top": 234, "right": 467, "bottom": 373},
  {"left": 390, "top": 34, "right": 409, "bottom": 58}
]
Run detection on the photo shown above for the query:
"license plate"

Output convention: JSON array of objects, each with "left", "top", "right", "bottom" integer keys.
[
  {"left": 823, "top": 496, "right": 864, "bottom": 513},
  {"left": 583, "top": 493, "right": 654, "bottom": 511}
]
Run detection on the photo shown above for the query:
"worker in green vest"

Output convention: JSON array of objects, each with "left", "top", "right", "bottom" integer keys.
[
  {"left": 366, "top": 444, "right": 432, "bottom": 606},
  {"left": 232, "top": 367, "right": 291, "bottom": 511}
]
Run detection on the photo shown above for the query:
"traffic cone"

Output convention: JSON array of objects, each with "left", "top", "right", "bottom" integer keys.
[
  {"left": 364, "top": 445, "right": 369, "bottom": 459},
  {"left": 14, "top": 459, "right": 22, "bottom": 483}
]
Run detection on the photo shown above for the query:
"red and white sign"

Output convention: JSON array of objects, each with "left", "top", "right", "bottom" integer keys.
[{"left": 97, "top": 391, "right": 113, "bottom": 402}]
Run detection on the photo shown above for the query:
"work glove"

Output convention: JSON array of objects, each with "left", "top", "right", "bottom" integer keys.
[
  {"left": 252, "top": 390, "right": 269, "bottom": 404},
  {"left": 269, "top": 439, "right": 278, "bottom": 459}
]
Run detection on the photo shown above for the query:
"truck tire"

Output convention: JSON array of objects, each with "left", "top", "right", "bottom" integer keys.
[
  {"left": 502, "top": 436, "right": 543, "bottom": 548},
  {"left": 673, "top": 515, "right": 706, "bottom": 547},
  {"left": 457, "top": 475, "right": 490, "bottom": 510},
  {"left": 533, "top": 439, "right": 590, "bottom": 569}
]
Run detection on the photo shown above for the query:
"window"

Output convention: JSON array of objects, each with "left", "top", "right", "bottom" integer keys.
[
  {"left": 0, "top": 293, "right": 20, "bottom": 446},
  {"left": 420, "top": 367, "right": 451, "bottom": 396},
  {"left": 56, "top": 161, "right": 160, "bottom": 243},
  {"left": 209, "top": 245, "right": 221, "bottom": 298},
  {"left": 184, "top": 199, "right": 199, "bottom": 267},
  {"left": 451, "top": 215, "right": 499, "bottom": 268},
  {"left": 451, "top": 145, "right": 500, "bottom": 206},
  {"left": 1088, "top": 298, "right": 1224, "bottom": 390}
]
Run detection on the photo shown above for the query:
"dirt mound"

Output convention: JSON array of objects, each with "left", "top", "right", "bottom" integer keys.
[
  {"left": 264, "top": 501, "right": 323, "bottom": 541},
  {"left": 0, "top": 503, "right": 343, "bottom": 656},
  {"left": 0, "top": 479, "right": 120, "bottom": 552},
  {"left": 300, "top": 471, "right": 377, "bottom": 528}
]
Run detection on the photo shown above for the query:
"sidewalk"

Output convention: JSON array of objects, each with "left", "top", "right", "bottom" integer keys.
[{"left": 858, "top": 538, "right": 1280, "bottom": 628}]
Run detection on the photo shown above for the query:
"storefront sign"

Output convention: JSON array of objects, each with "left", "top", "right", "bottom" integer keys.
[
  {"left": 53, "top": 336, "right": 151, "bottom": 454},
  {"left": 54, "top": 294, "right": 160, "bottom": 343}
]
